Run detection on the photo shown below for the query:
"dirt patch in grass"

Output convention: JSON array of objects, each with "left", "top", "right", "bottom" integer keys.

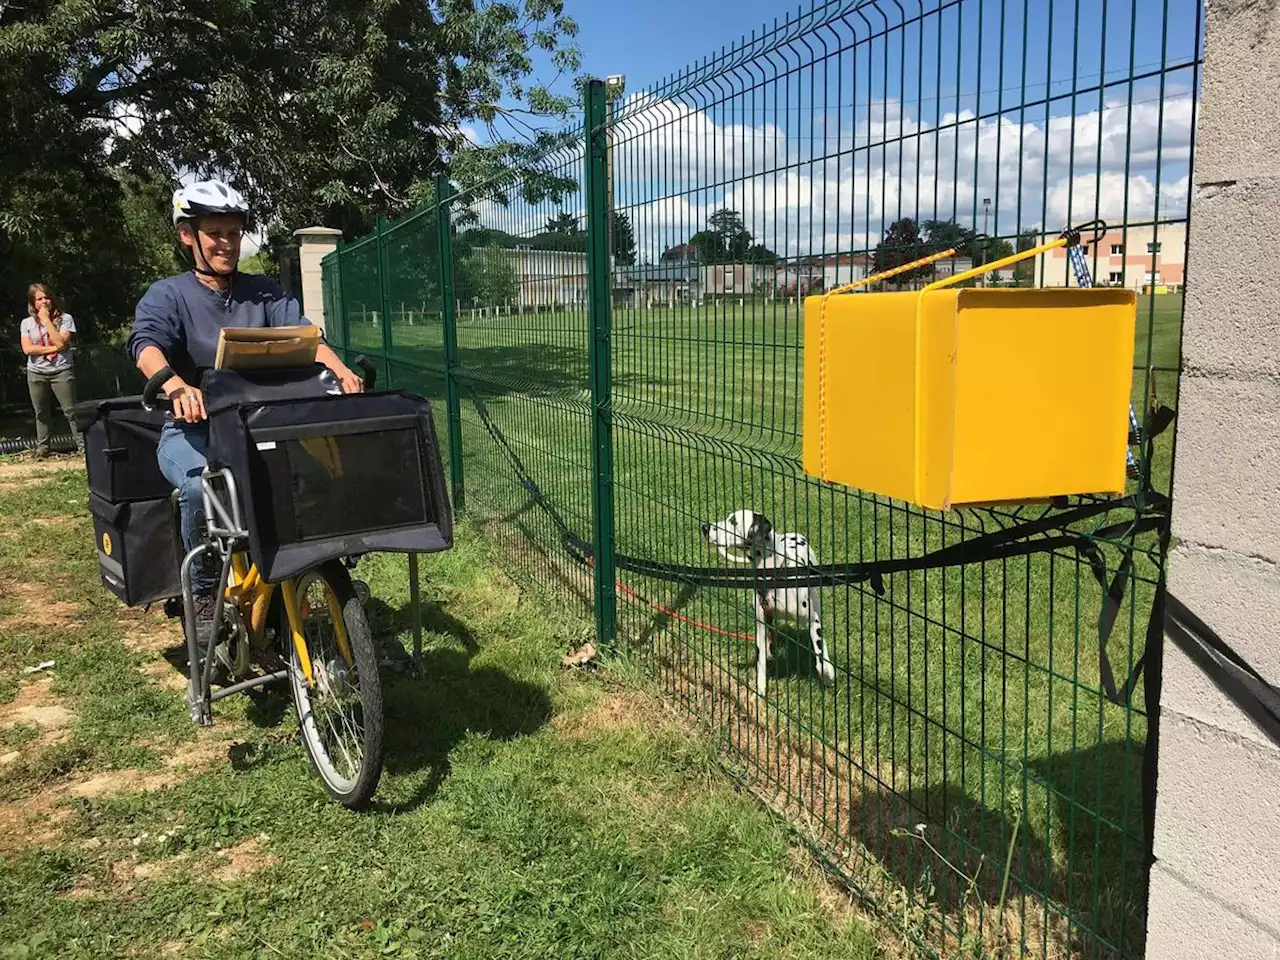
[
  {"left": 67, "top": 735, "right": 229, "bottom": 799},
  {"left": 744, "top": 919, "right": 772, "bottom": 949},
  {"left": 140, "top": 659, "right": 188, "bottom": 692},
  {"left": 210, "top": 836, "right": 280, "bottom": 882},
  {"left": 0, "top": 793, "right": 69, "bottom": 855},
  {"left": 553, "top": 688, "right": 678, "bottom": 739},
  {"left": 0, "top": 677, "right": 75, "bottom": 738},
  {"left": 28, "top": 515, "right": 76, "bottom": 529},
  {"left": 0, "top": 458, "right": 83, "bottom": 480},
  {"left": 0, "top": 458, "right": 83, "bottom": 494},
  {"left": 117, "top": 608, "right": 183, "bottom": 655},
  {"left": 0, "top": 735, "right": 230, "bottom": 854},
  {"left": 0, "top": 578, "right": 81, "bottom": 630}
]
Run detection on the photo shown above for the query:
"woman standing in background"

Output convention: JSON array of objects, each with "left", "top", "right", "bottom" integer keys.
[{"left": 19, "top": 283, "right": 84, "bottom": 458}]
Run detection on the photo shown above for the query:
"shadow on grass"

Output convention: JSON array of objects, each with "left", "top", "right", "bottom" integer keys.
[
  {"left": 861, "top": 738, "right": 1148, "bottom": 957},
  {"left": 366, "top": 596, "right": 553, "bottom": 813},
  {"left": 626, "top": 590, "right": 1148, "bottom": 957}
]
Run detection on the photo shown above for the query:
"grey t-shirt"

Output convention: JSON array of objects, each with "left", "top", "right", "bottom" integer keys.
[{"left": 20, "top": 314, "right": 75, "bottom": 374}]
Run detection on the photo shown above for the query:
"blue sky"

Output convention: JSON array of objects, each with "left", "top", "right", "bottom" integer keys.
[{"left": 543, "top": 0, "right": 1201, "bottom": 104}]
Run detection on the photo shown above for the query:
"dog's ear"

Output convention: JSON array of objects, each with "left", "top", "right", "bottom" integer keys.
[{"left": 748, "top": 512, "right": 773, "bottom": 546}]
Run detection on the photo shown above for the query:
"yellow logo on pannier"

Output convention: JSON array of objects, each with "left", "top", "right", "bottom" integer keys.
[{"left": 102, "top": 532, "right": 113, "bottom": 556}]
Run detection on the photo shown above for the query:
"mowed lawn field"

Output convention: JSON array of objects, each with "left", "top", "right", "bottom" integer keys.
[
  {"left": 336, "top": 292, "right": 1184, "bottom": 957},
  {"left": 0, "top": 456, "right": 882, "bottom": 959}
]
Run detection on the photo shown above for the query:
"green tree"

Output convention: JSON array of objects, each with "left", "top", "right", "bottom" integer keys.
[
  {"left": 546, "top": 212, "right": 580, "bottom": 234},
  {"left": 873, "top": 217, "right": 931, "bottom": 286},
  {"left": 457, "top": 245, "right": 517, "bottom": 307},
  {"left": 1014, "top": 230, "right": 1041, "bottom": 286},
  {"left": 0, "top": 0, "right": 582, "bottom": 240},
  {"left": 921, "top": 218, "right": 1014, "bottom": 271},
  {"left": 688, "top": 208, "right": 776, "bottom": 264},
  {"left": 522, "top": 210, "right": 634, "bottom": 264},
  {"left": 611, "top": 211, "right": 637, "bottom": 266}
]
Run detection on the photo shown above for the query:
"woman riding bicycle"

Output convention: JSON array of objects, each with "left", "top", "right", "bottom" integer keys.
[{"left": 126, "top": 179, "right": 363, "bottom": 644}]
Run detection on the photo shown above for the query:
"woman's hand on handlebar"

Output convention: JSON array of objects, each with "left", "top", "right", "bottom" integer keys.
[
  {"left": 169, "top": 384, "right": 207, "bottom": 422},
  {"left": 334, "top": 365, "right": 364, "bottom": 394}
]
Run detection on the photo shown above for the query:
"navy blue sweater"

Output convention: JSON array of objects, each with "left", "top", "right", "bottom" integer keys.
[{"left": 127, "top": 271, "right": 316, "bottom": 385}]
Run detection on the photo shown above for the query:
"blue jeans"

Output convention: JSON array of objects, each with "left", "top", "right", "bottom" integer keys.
[{"left": 157, "top": 420, "right": 215, "bottom": 595}]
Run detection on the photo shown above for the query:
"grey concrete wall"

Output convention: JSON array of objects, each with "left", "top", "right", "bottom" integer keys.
[
  {"left": 1147, "top": 1, "right": 1280, "bottom": 957},
  {"left": 294, "top": 226, "right": 343, "bottom": 334}
]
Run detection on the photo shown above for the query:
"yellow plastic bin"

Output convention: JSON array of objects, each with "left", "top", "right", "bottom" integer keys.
[{"left": 803, "top": 285, "right": 1136, "bottom": 510}]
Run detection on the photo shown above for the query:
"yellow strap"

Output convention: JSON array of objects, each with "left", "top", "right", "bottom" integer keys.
[
  {"left": 921, "top": 236, "right": 1066, "bottom": 292},
  {"left": 831, "top": 247, "right": 959, "bottom": 294}
]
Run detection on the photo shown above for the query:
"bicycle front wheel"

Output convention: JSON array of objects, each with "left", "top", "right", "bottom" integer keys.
[{"left": 283, "top": 560, "right": 384, "bottom": 808}]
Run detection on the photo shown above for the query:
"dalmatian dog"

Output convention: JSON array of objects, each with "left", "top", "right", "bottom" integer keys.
[{"left": 702, "top": 510, "right": 836, "bottom": 695}]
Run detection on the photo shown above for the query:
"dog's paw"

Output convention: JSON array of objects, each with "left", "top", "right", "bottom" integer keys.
[{"left": 818, "top": 659, "right": 836, "bottom": 684}]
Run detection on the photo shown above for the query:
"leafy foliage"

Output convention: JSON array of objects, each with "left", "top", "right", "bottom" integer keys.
[
  {"left": 671, "top": 209, "right": 777, "bottom": 265},
  {"left": 456, "top": 245, "right": 518, "bottom": 306},
  {"left": 0, "top": 0, "right": 582, "bottom": 327},
  {"left": 457, "top": 210, "right": 636, "bottom": 265},
  {"left": 873, "top": 217, "right": 931, "bottom": 286}
]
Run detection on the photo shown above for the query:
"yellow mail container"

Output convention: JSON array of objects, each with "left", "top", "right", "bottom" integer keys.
[{"left": 802, "top": 287, "right": 1137, "bottom": 510}]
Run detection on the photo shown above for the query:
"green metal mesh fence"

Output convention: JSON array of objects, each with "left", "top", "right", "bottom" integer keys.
[{"left": 322, "top": 2, "right": 1203, "bottom": 956}]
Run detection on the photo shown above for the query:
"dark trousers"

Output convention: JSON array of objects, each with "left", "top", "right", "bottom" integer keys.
[{"left": 26, "top": 368, "right": 84, "bottom": 455}]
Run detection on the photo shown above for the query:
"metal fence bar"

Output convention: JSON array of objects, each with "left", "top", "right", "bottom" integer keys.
[
  {"left": 585, "top": 78, "right": 618, "bottom": 648},
  {"left": 375, "top": 217, "right": 394, "bottom": 385},
  {"left": 436, "top": 176, "right": 466, "bottom": 512}
]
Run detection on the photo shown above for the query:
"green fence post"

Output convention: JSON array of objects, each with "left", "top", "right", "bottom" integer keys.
[
  {"left": 435, "top": 175, "right": 465, "bottom": 512},
  {"left": 584, "top": 78, "right": 617, "bottom": 647},
  {"left": 375, "top": 217, "right": 393, "bottom": 385},
  {"left": 333, "top": 238, "right": 348, "bottom": 364}
]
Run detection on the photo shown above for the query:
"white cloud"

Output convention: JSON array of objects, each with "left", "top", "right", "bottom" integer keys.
[{"left": 608, "top": 86, "right": 1195, "bottom": 261}]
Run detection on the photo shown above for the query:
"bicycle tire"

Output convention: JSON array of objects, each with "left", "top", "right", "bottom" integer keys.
[{"left": 283, "top": 560, "right": 384, "bottom": 808}]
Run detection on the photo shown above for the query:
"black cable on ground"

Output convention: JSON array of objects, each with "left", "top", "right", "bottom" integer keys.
[{"left": 0, "top": 434, "right": 78, "bottom": 455}]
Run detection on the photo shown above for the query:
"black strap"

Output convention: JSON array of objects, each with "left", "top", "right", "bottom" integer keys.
[
  {"left": 1142, "top": 572, "right": 1167, "bottom": 867},
  {"left": 1092, "top": 550, "right": 1145, "bottom": 705},
  {"left": 1163, "top": 592, "right": 1280, "bottom": 747},
  {"left": 469, "top": 386, "right": 1165, "bottom": 598}
]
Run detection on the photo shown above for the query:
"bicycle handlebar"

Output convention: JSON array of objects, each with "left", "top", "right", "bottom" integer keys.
[
  {"left": 142, "top": 366, "right": 175, "bottom": 412},
  {"left": 142, "top": 356, "right": 377, "bottom": 414},
  {"left": 354, "top": 355, "right": 377, "bottom": 391}
]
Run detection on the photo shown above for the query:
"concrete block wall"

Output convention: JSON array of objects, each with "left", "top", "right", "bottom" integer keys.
[
  {"left": 1147, "top": 1, "right": 1280, "bottom": 957},
  {"left": 294, "top": 226, "right": 343, "bottom": 334}
]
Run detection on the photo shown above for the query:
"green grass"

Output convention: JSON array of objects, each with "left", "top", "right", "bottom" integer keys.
[
  {"left": 333, "top": 293, "right": 1185, "bottom": 959},
  {"left": 0, "top": 461, "right": 880, "bottom": 959}
]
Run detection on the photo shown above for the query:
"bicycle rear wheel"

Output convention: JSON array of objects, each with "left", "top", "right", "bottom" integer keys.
[{"left": 283, "top": 560, "right": 384, "bottom": 808}]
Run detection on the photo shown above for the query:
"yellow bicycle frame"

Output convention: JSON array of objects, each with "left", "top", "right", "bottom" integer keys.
[{"left": 225, "top": 554, "right": 354, "bottom": 688}]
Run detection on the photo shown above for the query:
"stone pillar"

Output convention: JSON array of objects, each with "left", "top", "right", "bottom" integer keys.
[
  {"left": 1146, "top": 2, "right": 1280, "bottom": 958},
  {"left": 293, "top": 226, "right": 343, "bottom": 334}
]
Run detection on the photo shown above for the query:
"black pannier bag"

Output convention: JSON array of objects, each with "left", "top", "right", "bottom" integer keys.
[
  {"left": 205, "top": 373, "right": 453, "bottom": 584},
  {"left": 76, "top": 396, "right": 183, "bottom": 606},
  {"left": 74, "top": 397, "right": 171, "bottom": 502},
  {"left": 89, "top": 494, "right": 183, "bottom": 605}
]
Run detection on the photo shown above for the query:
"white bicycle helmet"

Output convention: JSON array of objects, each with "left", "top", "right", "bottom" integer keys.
[{"left": 172, "top": 179, "right": 250, "bottom": 226}]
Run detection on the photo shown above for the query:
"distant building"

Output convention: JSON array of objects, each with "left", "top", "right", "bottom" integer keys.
[
  {"left": 1041, "top": 223, "right": 1186, "bottom": 291},
  {"left": 505, "top": 247, "right": 588, "bottom": 308},
  {"left": 613, "top": 263, "right": 701, "bottom": 306}
]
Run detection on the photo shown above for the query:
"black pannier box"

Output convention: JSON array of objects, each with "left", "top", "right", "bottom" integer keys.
[
  {"left": 207, "top": 382, "right": 453, "bottom": 584},
  {"left": 75, "top": 397, "right": 172, "bottom": 503},
  {"left": 89, "top": 494, "right": 183, "bottom": 605}
]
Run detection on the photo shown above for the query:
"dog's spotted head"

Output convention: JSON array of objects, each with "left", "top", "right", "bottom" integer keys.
[{"left": 702, "top": 509, "right": 773, "bottom": 563}]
